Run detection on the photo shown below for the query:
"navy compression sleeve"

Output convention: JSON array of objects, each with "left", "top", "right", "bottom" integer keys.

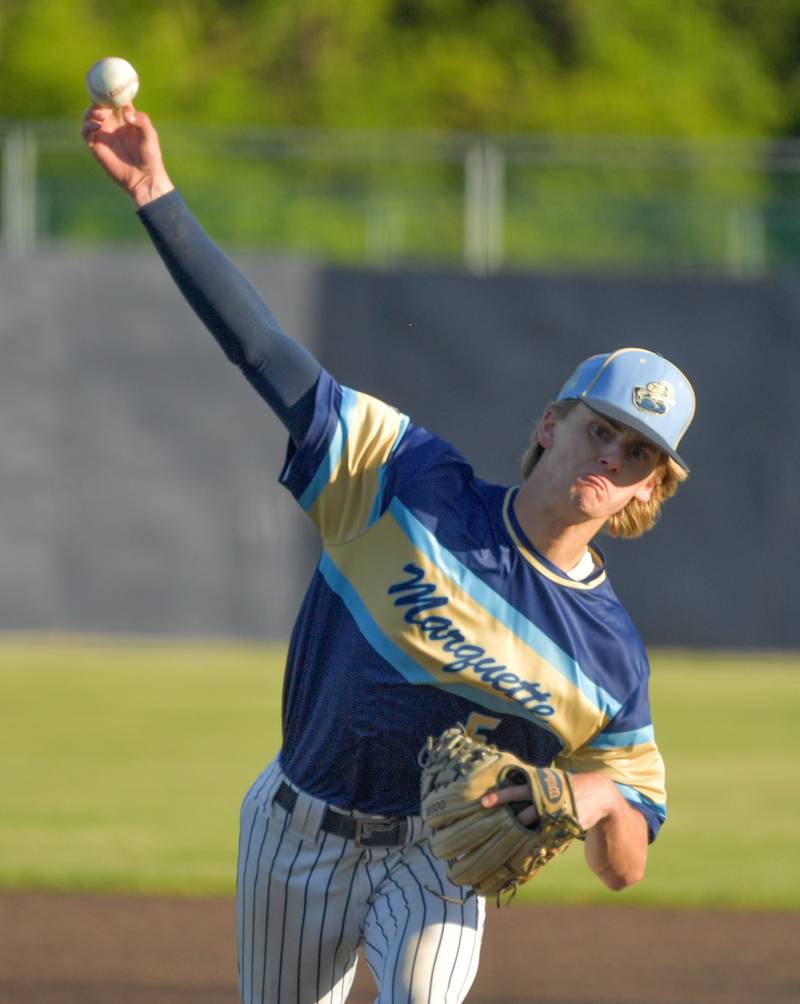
[{"left": 137, "top": 189, "right": 320, "bottom": 443}]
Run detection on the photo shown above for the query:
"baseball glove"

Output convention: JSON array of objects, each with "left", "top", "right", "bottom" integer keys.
[{"left": 419, "top": 725, "right": 586, "bottom": 902}]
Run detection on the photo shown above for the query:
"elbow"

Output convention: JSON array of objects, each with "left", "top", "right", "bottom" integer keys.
[
  {"left": 584, "top": 795, "right": 650, "bottom": 892},
  {"left": 600, "top": 860, "right": 646, "bottom": 892}
]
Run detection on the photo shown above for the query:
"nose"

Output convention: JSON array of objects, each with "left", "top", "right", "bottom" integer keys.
[{"left": 599, "top": 444, "right": 622, "bottom": 473}]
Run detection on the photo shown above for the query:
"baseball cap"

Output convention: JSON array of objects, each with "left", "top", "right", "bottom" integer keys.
[{"left": 556, "top": 347, "right": 695, "bottom": 470}]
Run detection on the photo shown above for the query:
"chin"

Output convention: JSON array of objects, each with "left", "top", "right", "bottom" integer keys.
[{"left": 570, "top": 486, "right": 605, "bottom": 516}]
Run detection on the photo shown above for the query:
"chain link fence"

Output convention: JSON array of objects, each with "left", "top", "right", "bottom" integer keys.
[{"left": 4, "top": 119, "right": 800, "bottom": 275}]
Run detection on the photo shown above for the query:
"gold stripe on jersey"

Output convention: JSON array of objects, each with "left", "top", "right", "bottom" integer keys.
[
  {"left": 308, "top": 390, "right": 409, "bottom": 545},
  {"left": 555, "top": 741, "right": 666, "bottom": 808},
  {"left": 324, "top": 510, "right": 612, "bottom": 750}
]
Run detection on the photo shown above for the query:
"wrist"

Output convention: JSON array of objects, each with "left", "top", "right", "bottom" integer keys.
[
  {"left": 593, "top": 786, "right": 624, "bottom": 830},
  {"left": 569, "top": 772, "right": 618, "bottom": 830},
  {"left": 129, "top": 173, "right": 175, "bottom": 208}
]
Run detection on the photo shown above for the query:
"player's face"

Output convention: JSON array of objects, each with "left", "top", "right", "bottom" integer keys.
[{"left": 537, "top": 403, "right": 662, "bottom": 520}]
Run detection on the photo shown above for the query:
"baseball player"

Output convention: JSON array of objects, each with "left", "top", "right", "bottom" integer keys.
[{"left": 82, "top": 103, "right": 695, "bottom": 1004}]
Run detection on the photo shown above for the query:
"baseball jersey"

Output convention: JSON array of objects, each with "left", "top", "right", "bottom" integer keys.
[{"left": 278, "top": 369, "right": 667, "bottom": 838}]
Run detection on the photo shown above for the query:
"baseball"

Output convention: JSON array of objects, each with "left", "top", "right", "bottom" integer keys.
[{"left": 86, "top": 57, "right": 139, "bottom": 108}]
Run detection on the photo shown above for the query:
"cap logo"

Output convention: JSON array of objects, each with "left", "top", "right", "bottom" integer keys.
[{"left": 632, "top": 380, "right": 675, "bottom": 416}]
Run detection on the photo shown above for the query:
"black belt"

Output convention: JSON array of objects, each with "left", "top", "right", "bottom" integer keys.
[{"left": 274, "top": 781, "right": 409, "bottom": 847}]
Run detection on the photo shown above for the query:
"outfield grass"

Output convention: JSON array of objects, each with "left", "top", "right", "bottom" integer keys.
[
  {"left": 0, "top": 637, "right": 283, "bottom": 896},
  {"left": 1, "top": 639, "right": 798, "bottom": 909}
]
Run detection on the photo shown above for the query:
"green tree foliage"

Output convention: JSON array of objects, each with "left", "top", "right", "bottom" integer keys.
[
  {"left": 0, "top": 0, "right": 797, "bottom": 136},
  {"left": 4, "top": 0, "right": 800, "bottom": 268}
]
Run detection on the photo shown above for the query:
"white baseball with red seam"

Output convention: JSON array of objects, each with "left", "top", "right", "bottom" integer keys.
[{"left": 86, "top": 57, "right": 139, "bottom": 108}]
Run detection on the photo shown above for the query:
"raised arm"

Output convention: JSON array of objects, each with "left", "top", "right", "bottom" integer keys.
[{"left": 81, "top": 104, "right": 320, "bottom": 443}]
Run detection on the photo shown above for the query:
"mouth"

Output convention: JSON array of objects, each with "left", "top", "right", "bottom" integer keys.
[{"left": 577, "top": 473, "right": 608, "bottom": 492}]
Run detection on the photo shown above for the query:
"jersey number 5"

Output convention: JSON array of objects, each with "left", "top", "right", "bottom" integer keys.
[{"left": 464, "top": 712, "right": 502, "bottom": 741}]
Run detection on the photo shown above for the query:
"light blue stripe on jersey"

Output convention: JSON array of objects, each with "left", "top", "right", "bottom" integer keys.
[
  {"left": 366, "top": 413, "right": 411, "bottom": 529},
  {"left": 387, "top": 498, "right": 622, "bottom": 718},
  {"left": 317, "top": 551, "right": 557, "bottom": 727},
  {"left": 614, "top": 781, "right": 666, "bottom": 820},
  {"left": 297, "top": 387, "right": 360, "bottom": 513},
  {"left": 589, "top": 725, "right": 655, "bottom": 750}
]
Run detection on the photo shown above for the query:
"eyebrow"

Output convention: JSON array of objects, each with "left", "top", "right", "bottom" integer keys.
[{"left": 594, "top": 414, "right": 659, "bottom": 454}]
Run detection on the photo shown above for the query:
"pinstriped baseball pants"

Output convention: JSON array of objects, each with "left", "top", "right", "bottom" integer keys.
[{"left": 237, "top": 759, "right": 485, "bottom": 1004}]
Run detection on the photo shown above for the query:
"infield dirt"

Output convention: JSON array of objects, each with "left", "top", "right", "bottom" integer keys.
[{"left": 0, "top": 892, "right": 797, "bottom": 1003}]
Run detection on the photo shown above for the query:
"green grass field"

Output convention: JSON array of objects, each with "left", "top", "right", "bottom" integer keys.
[{"left": 1, "top": 638, "right": 798, "bottom": 910}]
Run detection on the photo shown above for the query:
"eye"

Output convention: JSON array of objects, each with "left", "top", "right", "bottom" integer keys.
[
  {"left": 590, "top": 422, "right": 611, "bottom": 440},
  {"left": 629, "top": 443, "right": 654, "bottom": 463}
]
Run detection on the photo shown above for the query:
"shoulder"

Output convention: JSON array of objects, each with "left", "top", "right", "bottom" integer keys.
[{"left": 392, "top": 422, "right": 475, "bottom": 484}]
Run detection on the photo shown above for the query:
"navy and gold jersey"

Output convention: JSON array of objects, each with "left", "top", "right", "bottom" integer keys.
[{"left": 278, "top": 370, "right": 666, "bottom": 838}]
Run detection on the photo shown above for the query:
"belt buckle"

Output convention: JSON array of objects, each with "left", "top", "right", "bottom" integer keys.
[{"left": 354, "top": 817, "right": 406, "bottom": 847}]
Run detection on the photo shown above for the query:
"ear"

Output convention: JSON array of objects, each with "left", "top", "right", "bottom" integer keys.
[
  {"left": 537, "top": 406, "right": 560, "bottom": 449},
  {"left": 632, "top": 477, "right": 657, "bottom": 504}
]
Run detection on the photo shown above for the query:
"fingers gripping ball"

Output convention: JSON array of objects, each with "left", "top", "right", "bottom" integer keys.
[
  {"left": 86, "top": 57, "right": 139, "bottom": 108},
  {"left": 419, "top": 725, "right": 586, "bottom": 901}
]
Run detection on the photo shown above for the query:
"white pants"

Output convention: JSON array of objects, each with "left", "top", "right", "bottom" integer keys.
[{"left": 237, "top": 759, "right": 485, "bottom": 1004}]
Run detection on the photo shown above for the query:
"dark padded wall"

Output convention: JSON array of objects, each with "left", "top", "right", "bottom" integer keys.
[
  {"left": 1, "top": 251, "right": 796, "bottom": 645},
  {"left": 0, "top": 251, "right": 320, "bottom": 637}
]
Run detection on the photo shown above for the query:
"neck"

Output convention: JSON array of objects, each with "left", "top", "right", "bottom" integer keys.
[{"left": 514, "top": 472, "right": 604, "bottom": 572}]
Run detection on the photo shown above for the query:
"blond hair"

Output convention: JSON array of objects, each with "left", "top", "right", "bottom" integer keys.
[{"left": 520, "top": 400, "right": 688, "bottom": 540}]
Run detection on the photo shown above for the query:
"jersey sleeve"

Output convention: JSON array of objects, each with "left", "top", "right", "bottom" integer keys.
[
  {"left": 555, "top": 677, "right": 666, "bottom": 840},
  {"left": 279, "top": 368, "right": 411, "bottom": 545}
]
